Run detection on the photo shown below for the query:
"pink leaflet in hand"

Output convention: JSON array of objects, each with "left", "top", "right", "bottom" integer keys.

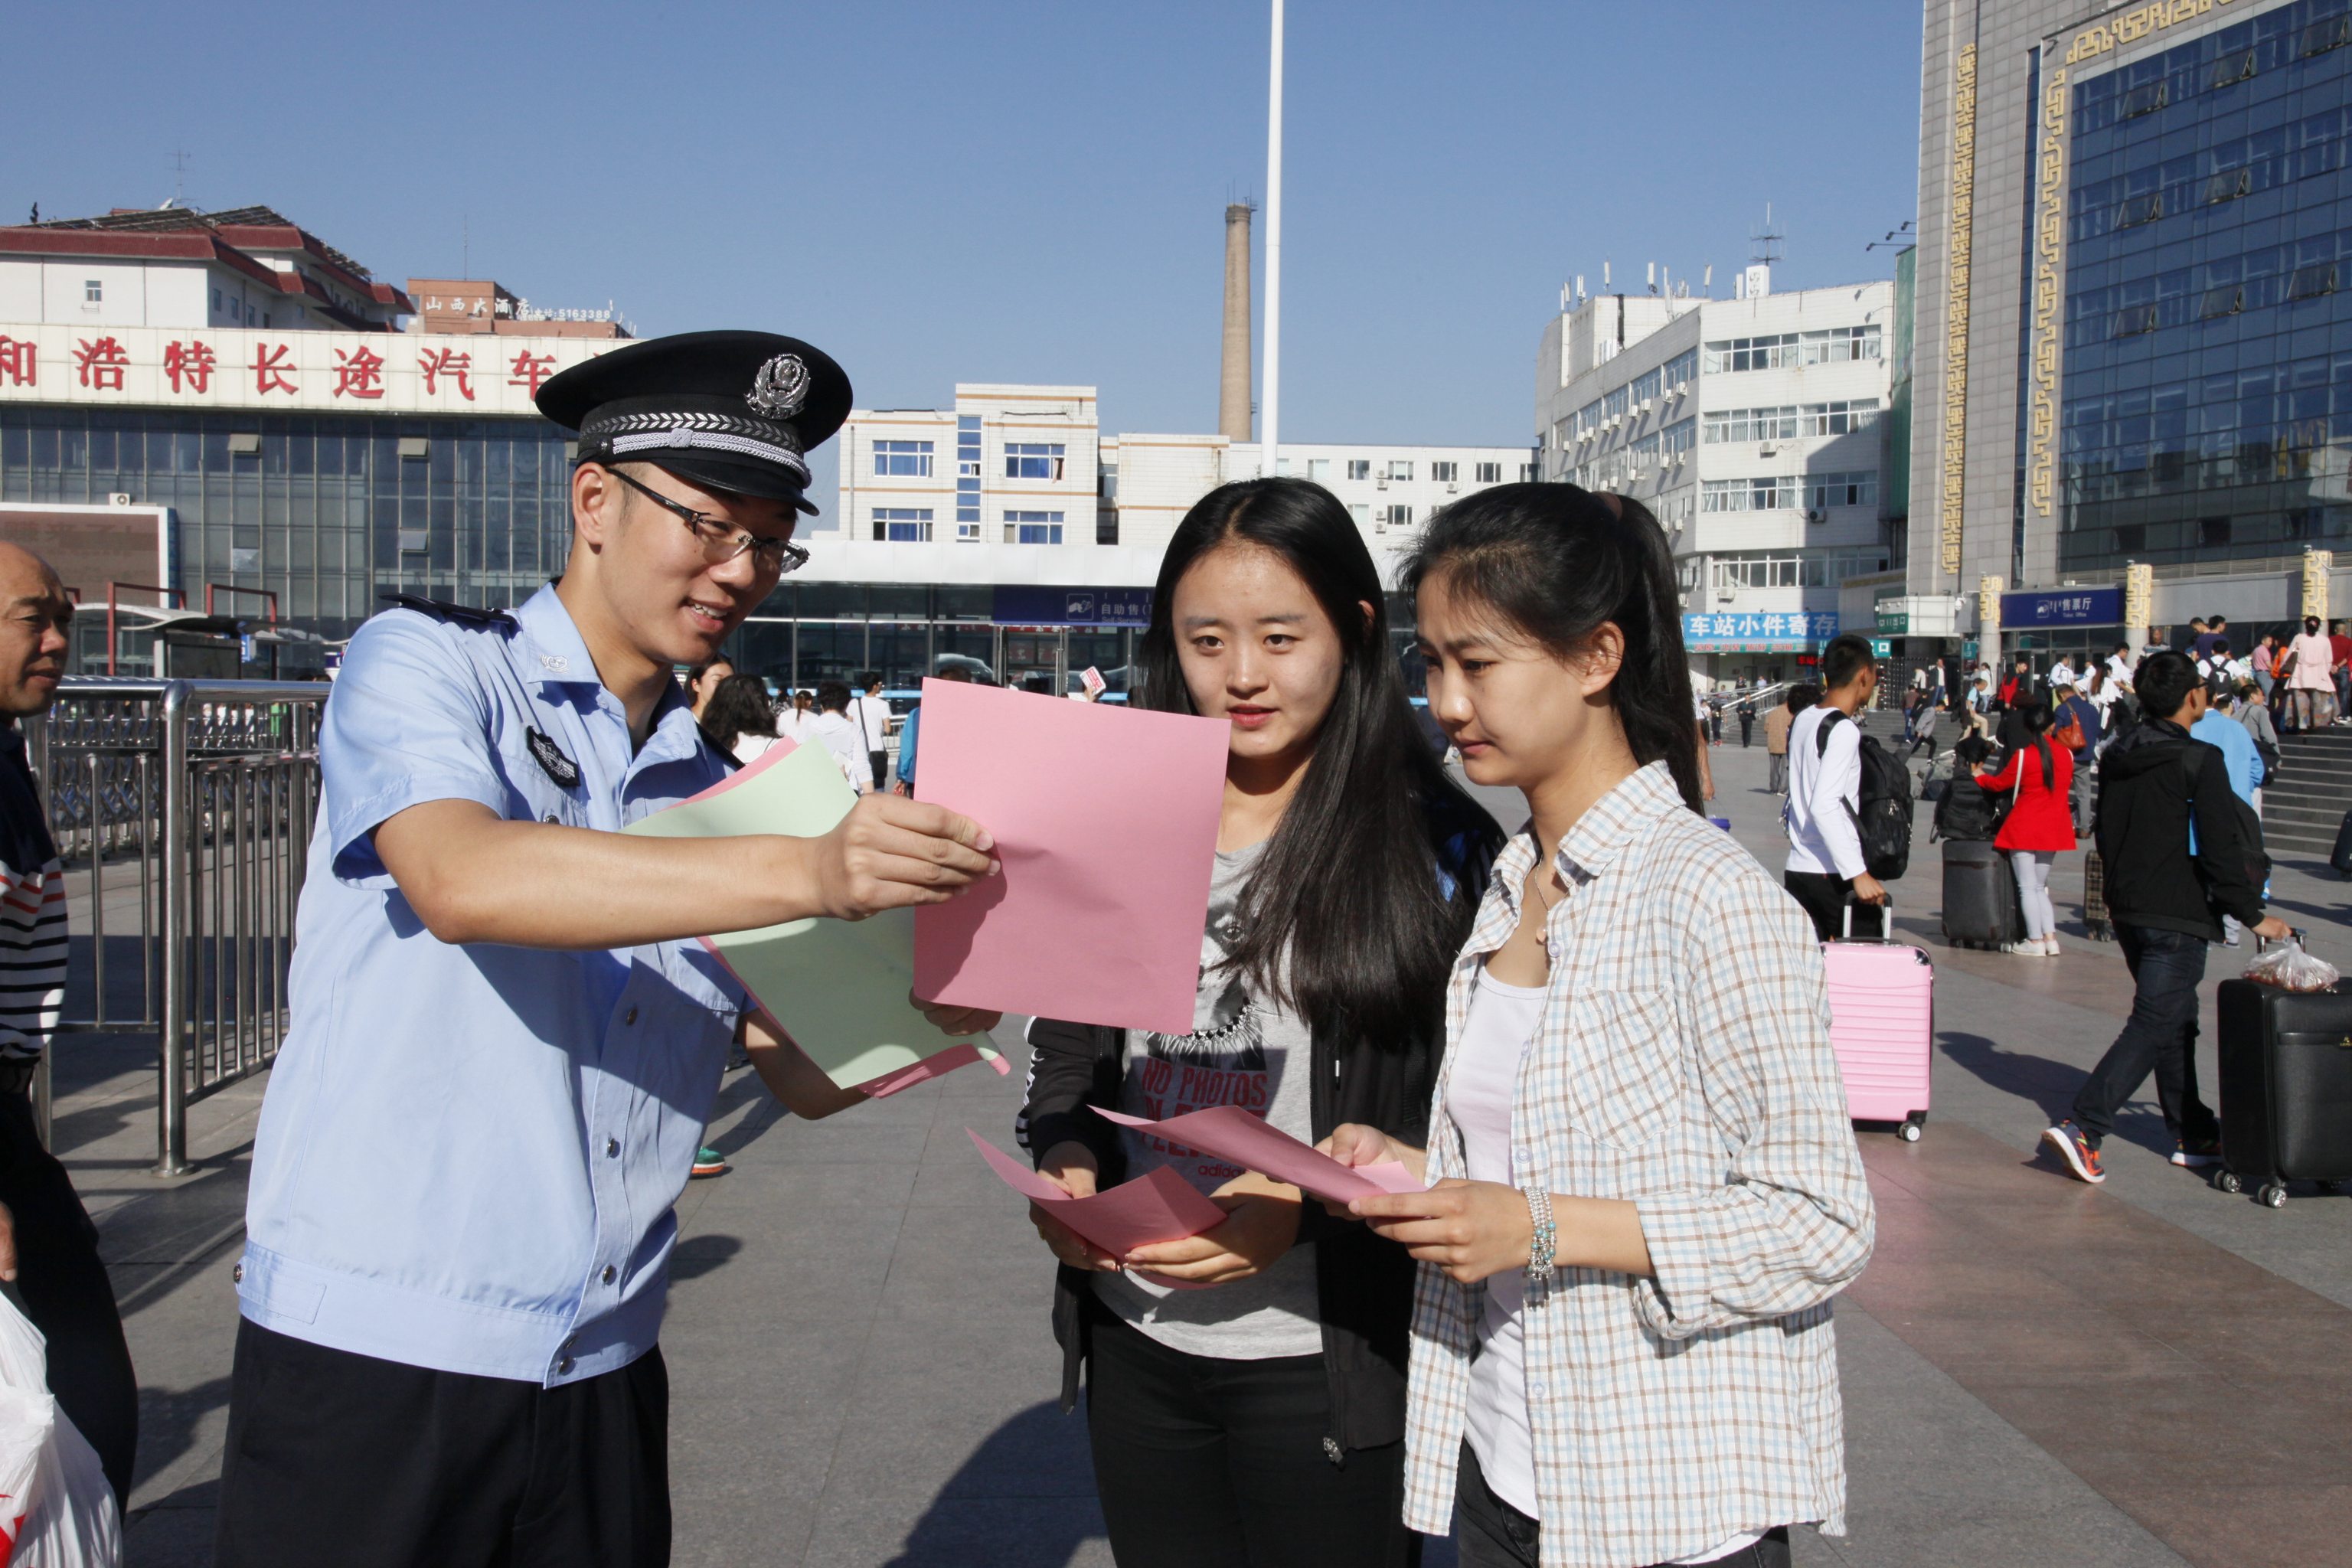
[
  {"left": 911, "top": 679, "right": 1227, "bottom": 1034},
  {"left": 965, "top": 1129, "right": 1226, "bottom": 1255},
  {"left": 854, "top": 1043, "right": 1011, "bottom": 1099},
  {"left": 1093, "top": 1105, "right": 1427, "bottom": 1205}
]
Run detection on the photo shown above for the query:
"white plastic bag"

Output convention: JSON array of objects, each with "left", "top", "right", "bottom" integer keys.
[
  {"left": 0, "top": 1294, "right": 120, "bottom": 1568},
  {"left": 2243, "top": 934, "right": 2341, "bottom": 994}
]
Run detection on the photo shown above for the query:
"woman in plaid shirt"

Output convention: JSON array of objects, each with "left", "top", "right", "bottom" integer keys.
[{"left": 1327, "top": 485, "right": 1875, "bottom": 1568}]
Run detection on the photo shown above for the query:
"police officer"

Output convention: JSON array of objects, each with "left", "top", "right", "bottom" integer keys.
[{"left": 216, "top": 332, "right": 1001, "bottom": 1566}]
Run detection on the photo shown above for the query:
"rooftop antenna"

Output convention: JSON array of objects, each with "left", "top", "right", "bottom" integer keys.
[
  {"left": 1703, "top": 263, "right": 1714, "bottom": 295},
  {"left": 166, "top": 146, "right": 191, "bottom": 209},
  {"left": 1749, "top": 201, "right": 1785, "bottom": 267},
  {"left": 462, "top": 214, "right": 470, "bottom": 280},
  {"left": 1602, "top": 260, "right": 1611, "bottom": 291},
  {"left": 1865, "top": 218, "right": 1917, "bottom": 252}
]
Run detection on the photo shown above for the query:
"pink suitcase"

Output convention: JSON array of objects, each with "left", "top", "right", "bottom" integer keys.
[{"left": 1821, "top": 901, "right": 1933, "bottom": 1140}]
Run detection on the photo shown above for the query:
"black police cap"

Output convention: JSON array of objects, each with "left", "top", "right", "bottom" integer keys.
[{"left": 535, "top": 331, "right": 851, "bottom": 516}]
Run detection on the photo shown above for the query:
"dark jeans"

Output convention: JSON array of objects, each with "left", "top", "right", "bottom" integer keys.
[
  {"left": 1084, "top": 1308, "right": 1415, "bottom": 1568},
  {"left": 1782, "top": 871, "right": 1882, "bottom": 942},
  {"left": 217, "top": 1321, "right": 670, "bottom": 1568},
  {"left": 0, "top": 1086, "right": 137, "bottom": 1509},
  {"left": 1454, "top": 1441, "right": 1792, "bottom": 1568},
  {"left": 2070, "top": 922, "right": 2218, "bottom": 1148},
  {"left": 867, "top": 750, "right": 888, "bottom": 791},
  {"left": 1738, "top": 717, "right": 1754, "bottom": 748}
]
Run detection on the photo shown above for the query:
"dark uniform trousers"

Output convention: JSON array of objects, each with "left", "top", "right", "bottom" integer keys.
[
  {"left": 0, "top": 1083, "right": 138, "bottom": 1510},
  {"left": 216, "top": 1318, "right": 671, "bottom": 1568}
]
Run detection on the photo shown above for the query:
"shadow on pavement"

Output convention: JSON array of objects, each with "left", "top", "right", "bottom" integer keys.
[
  {"left": 882, "top": 1400, "right": 1107, "bottom": 1568},
  {"left": 1938, "top": 1031, "right": 2178, "bottom": 1161},
  {"left": 670, "top": 1234, "right": 740, "bottom": 1282}
]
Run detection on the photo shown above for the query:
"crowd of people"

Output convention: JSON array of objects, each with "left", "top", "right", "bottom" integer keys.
[{"left": 0, "top": 323, "right": 2330, "bottom": 1568}]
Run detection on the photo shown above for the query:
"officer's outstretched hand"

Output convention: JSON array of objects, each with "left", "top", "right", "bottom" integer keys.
[{"left": 812, "top": 794, "right": 998, "bottom": 920}]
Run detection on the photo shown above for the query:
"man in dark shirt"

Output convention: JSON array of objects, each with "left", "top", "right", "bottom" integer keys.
[
  {"left": 0, "top": 542, "right": 139, "bottom": 1510},
  {"left": 2053, "top": 681, "right": 2102, "bottom": 836},
  {"left": 2190, "top": 614, "right": 2227, "bottom": 662},
  {"left": 2042, "top": 652, "right": 2287, "bottom": 1186}
]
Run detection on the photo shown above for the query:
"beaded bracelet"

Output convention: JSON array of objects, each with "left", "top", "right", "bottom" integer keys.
[{"left": 1524, "top": 1186, "right": 1557, "bottom": 1285}]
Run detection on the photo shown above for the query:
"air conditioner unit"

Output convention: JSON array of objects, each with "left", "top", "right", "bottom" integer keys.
[
  {"left": 1716, "top": 591, "right": 1736, "bottom": 603},
  {"left": 1759, "top": 444, "right": 1778, "bottom": 458},
  {"left": 107, "top": 492, "right": 132, "bottom": 507},
  {"left": 1446, "top": 482, "right": 1459, "bottom": 493},
  {"left": 1805, "top": 508, "right": 1827, "bottom": 524}
]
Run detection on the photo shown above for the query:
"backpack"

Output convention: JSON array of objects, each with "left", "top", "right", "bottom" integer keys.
[
  {"left": 2180, "top": 743, "right": 2270, "bottom": 899},
  {"left": 1932, "top": 774, "right": 2002, "bottom": 842},
  {"left": 1815, "top": 710, "right": 1914, "bottom": 880}
]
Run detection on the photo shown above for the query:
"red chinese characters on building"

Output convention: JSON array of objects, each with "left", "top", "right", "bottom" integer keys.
[
  {"left": 253, "top": 344, "right": 297, "bottom": 395},
  {"left": 418, "top": 348, "right": 475, "bottom": 401},
  {"left": 74, "top": 337, "right": 130, "bottom": 392},
  {"left": 163, "top": 340, "right": 217, "bottom": 394},
  {"left": 332, "top": 345, "right": 387, "bottom": 400},
  {"left": 508, "top": 351, "right": 557, "bottom": 396},
  {"left": 0, "top": 337, "right": 34, "bottom": 387}
]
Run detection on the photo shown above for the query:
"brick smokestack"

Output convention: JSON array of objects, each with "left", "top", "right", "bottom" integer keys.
[{"left": 1220, "top": 203, "right": 1254, "bottom": 443}]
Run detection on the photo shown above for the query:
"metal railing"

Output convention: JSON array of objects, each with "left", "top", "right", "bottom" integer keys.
[{"left": 28, "top": 678, "right": 327, "bottom": 1175}]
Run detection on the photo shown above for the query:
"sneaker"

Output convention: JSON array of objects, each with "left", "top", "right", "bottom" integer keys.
[
  {"left": 2042, "top": 1121, "right": 2105, "bottom": 1184},
  {"left": 2040, "top": 937, "right": 2063, "bottom": 957},
  {"left": 691, "top": 1146, "right": 730, "bottom": 1179},
  {"left": 2170, "top": 1136, "right": 2223, "bottom": 1168},
  {"left": 2003, "top": 940, "right": 2044, "bottom": 956}
]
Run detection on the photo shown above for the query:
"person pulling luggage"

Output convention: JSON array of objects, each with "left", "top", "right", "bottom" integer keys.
[
  {"left": 1783, "top": 636, "right": 1887, "bottom": 940},
  {"left": 2041, "top": 652, "right": 2287, "bottom": 1184}
]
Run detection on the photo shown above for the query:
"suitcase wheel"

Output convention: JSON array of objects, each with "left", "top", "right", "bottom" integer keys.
[
  {"left": 2323, "top": 1180, "right": 2345, "bottom": 1195},
  {"left": 1898, "top": 1115, "right": 1924, "bottom": 1143},
  {"left": 2212, "top": 1168, "right": 2244, "bottom": 1194},
  {"left": 2259, "top": 1182, "right": 2288, "bottom": 1209}
]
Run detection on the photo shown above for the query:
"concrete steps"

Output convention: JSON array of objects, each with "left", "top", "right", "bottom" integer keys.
[{"left": 2264, "top": 729, "right": 2352, "bottom": 858}]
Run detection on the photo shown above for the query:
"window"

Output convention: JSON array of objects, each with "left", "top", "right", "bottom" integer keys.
[
  {"left": 1701, "top": 475, "right": 1801, "bottom": 512},
  {"left": 261, "top": 312, "right": 270, "bottom": 328},
  {"left": 83, "top": 279, "right": 101, "bottom": 305},
  {"left": 1798, "top": 399, "right": 1881, "bottom": 436},
  {"left": 1575, "top": 400, "right": 1604, "bottom": 437},
  {"left": 2211, "top": 49, "right": 2256, "bottom": 88},
  {"left": 956, "top": 420, "right": 982, "bottom": 522},
  {"left": 1475, "top": 461, "right": 1503, "bottom": 483},
  {"left": 1797, "top": 325, "right": 1883, "bottom": 364},
  {"left": 1703, "top": 407, "right": 1798, "bottom": 443},
  {"left": 212, "top": 288, "right": 222, "bottom": 312},
  {"left": 1096, "top": 512, "right": 1119, "bottom": 545},
  {"left": 1518, "top": 463, "right": 1539, "bottom": 482},
  {"left": 2200, "top": 168, "right": 2250, "bottom": 205},
  {"left": 1628, "top": 367, "right": 1663, "bottom": 407},
  {"left": 2119, "top": 80, "right": 2168, "bottom": 118},
  {"left": 1807, "top": 471, "right": 1877, "bottom": 510},
  {"left": 1663, "top": 348, "right": 1697, "bottom": 389},
  {"left": 873, "top": 440, "right": 934, "bottom": 477},
  {"left": 1703, "top": 333, "right": 1798, "bottom": 373},
  {"left": 2114, "top": 192, "right": 2164, "bottom": 229},
  {"left": 956, "top": 521, "right": 982, "bottom": 543},
  {"left": 871, "top": 508, "right": 933, "bottom": 543},
  {"left": 2288, "top": 262, "right": 2340, "bottom": 301},
  {"left": 1660, "top": 417, "right": 1697, "bottom": 456},
  {"left": 1387, "top": 459, "right": 1414, "bottom": 482},
  {"left": 1004, "top": 510, "right": 1064, "bottom": 544},
  {"left": 1431, "top": 461, "right": 1457, "bottom": 483},
  {"left": 1347, "top": 459, "right": 1372, "bottom": 481},
  {"left": 2198, "top": 285, "right": 2244, "bottom": 318},
  {"left": 1602, "top": 387, "right": 1629, "bottom": 420},
  {"left": 2110, "top": 304, "right": 2160, "bottom": 338},
  {"left": 1380, "top": 505, "right": 1414, "bottom": 528},
  {"left": 2300, "top": 14, "right": 2350, "bottom": 56},
  {"left": 1348, "top": 503, "right": 1371, "bottom": 526},
  {"left": 1308, "top": 458, "right": 1331, "bottom": 480},
  {"left": 1004, "top": 443, "right": 1065, "bottom": 480}
]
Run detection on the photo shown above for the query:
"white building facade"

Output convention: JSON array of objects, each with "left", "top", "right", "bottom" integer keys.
[{"left": 1535, "top": 273, "right": 1897, "bottom": 684}]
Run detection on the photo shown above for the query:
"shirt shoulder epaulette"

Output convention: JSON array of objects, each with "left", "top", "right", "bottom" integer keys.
[{"left": 377, "top": 593, "right": 518, "bottom": 634}]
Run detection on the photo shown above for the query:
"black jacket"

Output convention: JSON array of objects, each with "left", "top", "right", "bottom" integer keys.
[
  {"left": 2094, "top": 717, "right": 2265, "bottom": 939},
  {"left": 1019, "top": 788, "right": 1502, "bottom": 1458}
]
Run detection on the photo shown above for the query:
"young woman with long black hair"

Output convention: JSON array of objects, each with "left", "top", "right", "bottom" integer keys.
[
  {"left": 1325, "top": 484, "right": 1873, "bottom": 1568},
  {"left": 1018, "top": 477, "right": 1502, "bottom": 1568}
]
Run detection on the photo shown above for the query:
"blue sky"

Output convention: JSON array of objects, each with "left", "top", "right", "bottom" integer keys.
[{"left": 8, "top": 1, "right": 1924, "bottom": 505}]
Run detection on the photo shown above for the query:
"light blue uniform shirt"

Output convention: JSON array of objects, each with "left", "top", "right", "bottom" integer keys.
[
  {"left": 2187, "top": 709, "right": 2264, "bottom": 861},
  {"left": 238, "top": 584, "right": 746, "bottom": 1386}
]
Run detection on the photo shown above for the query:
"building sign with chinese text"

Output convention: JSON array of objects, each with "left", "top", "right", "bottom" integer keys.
[
  {"left": 991, "top": 585, "right": 1154, "bottom": 626},
  {"left": 0, "top": 322, "right": 613, "bottom": 417},
  {"left": 1681, "top": 611, "right": 1840, "bottom": 651},
  {"left": 1998, "top": 586, "right": 2122, "bottom": 627}
]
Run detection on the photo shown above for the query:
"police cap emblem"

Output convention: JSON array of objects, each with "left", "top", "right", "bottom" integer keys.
[{"left": 746, "top": 354, "right": 812, "bottom": 420}]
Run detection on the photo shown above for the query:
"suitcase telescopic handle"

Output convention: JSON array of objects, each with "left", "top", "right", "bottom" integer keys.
[{"left": 1841, "top": 893, "right": 1893, "bottom": 942}]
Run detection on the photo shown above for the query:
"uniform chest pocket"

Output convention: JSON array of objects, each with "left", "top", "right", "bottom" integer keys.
[
  {"left": 498, "top": 734, "right": 588, "bottom": 827},
  {"left": 1559, "top": 989, "right": 1685, "bottom": 1149}
]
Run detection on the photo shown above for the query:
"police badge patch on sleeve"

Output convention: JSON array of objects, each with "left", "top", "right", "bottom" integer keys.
[{"left": 525, "top": 727, "right": 582, "bottom": 789}]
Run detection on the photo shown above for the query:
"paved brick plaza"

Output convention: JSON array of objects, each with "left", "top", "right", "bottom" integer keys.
[{"left": 57, "top": 735, "right": 2352, "bottom": 1567}]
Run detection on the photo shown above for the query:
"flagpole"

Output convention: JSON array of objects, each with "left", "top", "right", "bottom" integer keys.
[{"left": 1262, "top": 0, "right": 1284, "bottom": 477}]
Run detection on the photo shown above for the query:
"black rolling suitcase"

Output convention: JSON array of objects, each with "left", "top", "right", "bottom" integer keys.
[
  {"left": 1939, "top": 839, "right": 2020, "bottom": 949},
  {"left": 2081, "top": 848, "right": 2113, "bottom": 941},
  {"left": 2213, "top": 975, "right": 2352, "bottom": 1207}
]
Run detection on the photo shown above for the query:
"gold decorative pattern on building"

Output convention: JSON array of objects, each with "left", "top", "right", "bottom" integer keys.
[
  {"left": 1979, "top": 574, "right": 2004, "bottom": 635},
  {"left": 2027, "top": 63, "right": 2067, "bottom": 529},
  {"left": 2064, "top": 0, "right": 2240, "bottom": 65},
  {"left": 1940, "top": 43, "right": 1977, "bottom": 578},
  {"left": 2303, "top": 550, "right": 2332, "bottom": 625},
  {"left": 2124, "top": 561, "right": 2153, "bottom": 632}
]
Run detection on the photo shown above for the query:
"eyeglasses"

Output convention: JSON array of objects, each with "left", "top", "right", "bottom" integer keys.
[{"left": 607, "top": 467, "right": 810, "bottom": 578}]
